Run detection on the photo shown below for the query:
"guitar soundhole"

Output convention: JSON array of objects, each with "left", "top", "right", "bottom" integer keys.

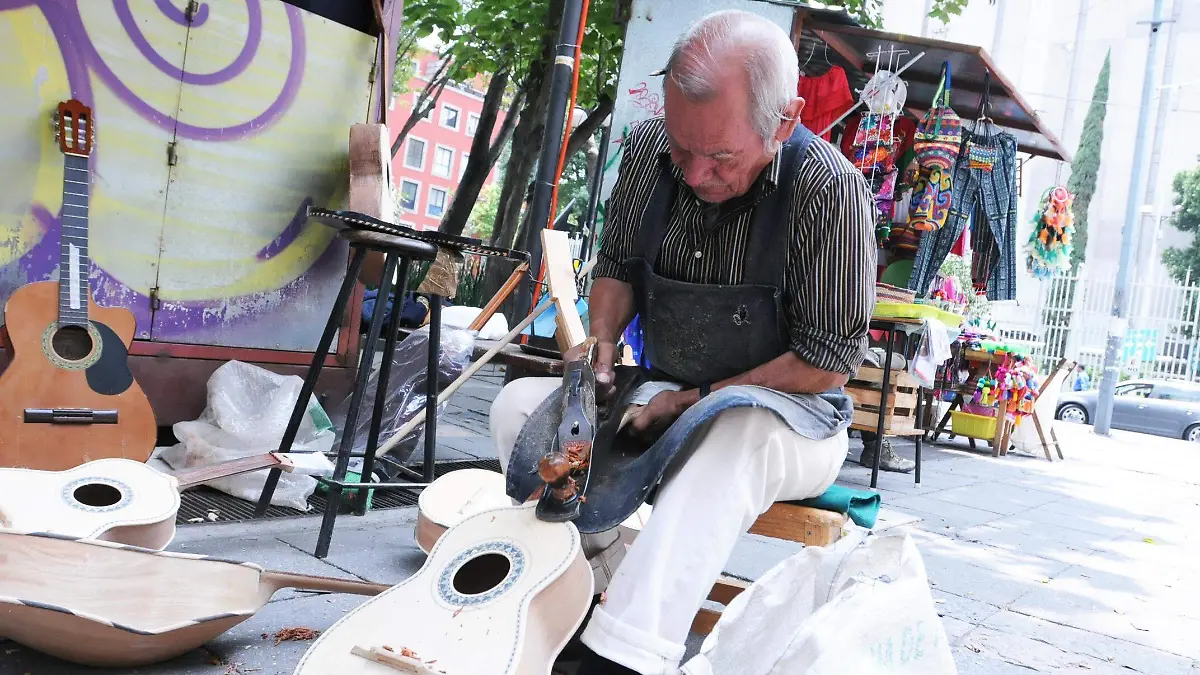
[
  {"left": 52, "top": 325, "right": 93, "bottom": 361},
  {"left": 452, "top": 553, "right": 512, "bottom": 595},
  {"left": 73, "top": 483, "right": 123, "bottom": 508}
]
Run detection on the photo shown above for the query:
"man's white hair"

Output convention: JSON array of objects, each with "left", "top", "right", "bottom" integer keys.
[{"left": 661, "top": 10, "right": 799, "bottom": 147}]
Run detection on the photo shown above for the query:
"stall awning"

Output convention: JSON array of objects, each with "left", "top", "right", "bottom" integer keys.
[{"left": 795, "top": 15, "right": 1071, "bottom": 162}]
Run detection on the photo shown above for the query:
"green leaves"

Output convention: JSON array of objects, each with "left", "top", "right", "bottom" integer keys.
[
  {"left": 1163, "top": 166, "right": 1200, "bottom": 283},
  {"left": 1067, "top": 50, "right": 1111, "bottom": 270}
]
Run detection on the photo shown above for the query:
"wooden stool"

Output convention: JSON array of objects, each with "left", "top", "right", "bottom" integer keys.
[{"left": 691, "top": 503, "right": 848, "bottom": 635}]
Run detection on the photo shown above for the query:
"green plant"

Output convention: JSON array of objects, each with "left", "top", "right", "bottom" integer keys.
[{"left": 1067, "top": 51, "right": 1110, "bottom": 270}]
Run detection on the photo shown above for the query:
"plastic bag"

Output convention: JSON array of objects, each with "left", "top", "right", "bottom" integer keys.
[
  {"left": 682, "top": 530, "right": 956, "bottom": 675},
  {"left": 909, "top": 318, "right": 952, "bottom": 388},
  {"left": 158, "top": 361, "right": 336, "bottom": 511},
  {"left": 327, "top": 325, "right": 476, "bottom": 468}
]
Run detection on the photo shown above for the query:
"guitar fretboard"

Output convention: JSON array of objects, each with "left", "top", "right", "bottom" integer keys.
[{"left": 59, "top": 153, "right": 90, "bottom": 327}]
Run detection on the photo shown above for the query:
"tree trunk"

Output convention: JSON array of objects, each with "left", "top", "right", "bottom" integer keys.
[
  {"left": 480, "top": 0, "right": 563, "bottom": 315},
  {"left": 436, "top": 69, "right": 511, "bottom": 237},
  {"left": 389, "top": 56, "right": 455, "bottom": 158}
]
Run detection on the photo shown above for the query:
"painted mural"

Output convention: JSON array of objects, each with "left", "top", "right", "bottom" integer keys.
[{"left": 0, "top": 0, "right": 376, "bottom": 351}]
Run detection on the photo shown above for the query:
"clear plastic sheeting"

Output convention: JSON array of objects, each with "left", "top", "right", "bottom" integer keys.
[
  {"left": 157, "top": 360, "right": 337, "bottom": 511},
  {"left": 328, "top": 325, "right": 477, "bottom": 469}
]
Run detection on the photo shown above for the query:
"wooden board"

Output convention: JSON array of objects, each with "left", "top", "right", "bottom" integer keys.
[
  {"left": 540, "top": 229, "right": 586, "bottom": 352},
  {"left": 749, "top": 503, "right": 847, "bottom": 546}
]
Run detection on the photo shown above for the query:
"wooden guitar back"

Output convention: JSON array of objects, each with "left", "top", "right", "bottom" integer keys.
[
  {"left": 0, "top": 281, "right": 156, "bottom": 470},
  {"left": 295, "top": 504, "right": 594, "bottom": 675}
]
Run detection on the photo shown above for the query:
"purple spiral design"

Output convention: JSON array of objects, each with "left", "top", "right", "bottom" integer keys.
[
  {"left": 0, "top": 0, "right": 340, "bottom": 339},
  {"left": 116, "top": 0, "right": 260, "bottom": 86}
]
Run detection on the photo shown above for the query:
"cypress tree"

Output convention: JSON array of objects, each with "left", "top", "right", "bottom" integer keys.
[{"left": 1067, "top": 50, "right": 1111, "bottom": 269}]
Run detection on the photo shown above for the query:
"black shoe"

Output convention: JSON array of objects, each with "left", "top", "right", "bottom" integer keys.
[{"left": 576, "top": 646, "right": 641, "bottom": 675}]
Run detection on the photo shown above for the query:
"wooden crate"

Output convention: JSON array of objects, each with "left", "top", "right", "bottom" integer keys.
[{"left": 846, "top": 365, "right": 922, "bottom": 436}]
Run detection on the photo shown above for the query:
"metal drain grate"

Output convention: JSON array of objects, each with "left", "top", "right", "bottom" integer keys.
[{"left": 177, "top": 459, "right": 503, "bottom": 525}]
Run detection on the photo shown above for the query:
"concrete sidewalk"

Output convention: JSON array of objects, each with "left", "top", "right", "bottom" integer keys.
[{"left": 2, "top": 370, "right": 1197, "bottom": 674}]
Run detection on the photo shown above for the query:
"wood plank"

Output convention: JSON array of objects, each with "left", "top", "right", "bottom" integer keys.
[
  {"left": 749, "top": 504, "right": 847, "bottom": 546},
  {"left": 846, "top": 386, "right": 918, "bottom": 410},
  {"left": 707, "top": 576, "right": 751, "bottom": 605},
  {"left": 540, "top": 230, "right": 587, "bottom": 351},
  {"left": 691, "top": 608, "right": 721, "bottom": 636},
  {"left": 850, "top": 365, "right": 919, "bottom": 388},
  {"left": 851, "top": 409, "right": 918, "bottom": 435}
]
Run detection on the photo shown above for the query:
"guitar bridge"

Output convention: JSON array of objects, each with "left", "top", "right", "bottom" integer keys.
[{"left": 24, "top": 408, "right": 118, "bottom": 425}]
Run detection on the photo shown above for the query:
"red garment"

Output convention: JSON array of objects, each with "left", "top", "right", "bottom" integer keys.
[
  {"left": 797, "top": 66, "right": 855, "bottom": 141},
  {"left": 951, "top": 224, "right": 970, "bottom": 256}
]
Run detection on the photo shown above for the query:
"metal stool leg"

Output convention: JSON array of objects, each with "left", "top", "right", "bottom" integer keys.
[
  {"left": 354, "top": 258, "right": 412, "bottom": 515},
  {"left": 255, "top": 247, "right": 367, "bottom": 517},
  {"left": 422, "top": 296, "right": 443, "bottom": 483},
  {"left": 314, "top": 253, "right": 399, "bottom": 558}
]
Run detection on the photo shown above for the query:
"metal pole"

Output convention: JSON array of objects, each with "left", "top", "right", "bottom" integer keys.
[
  {"left": 1095, "top": 0, "right": 1166, "bottom": 436},
  {"left": 581, "top": 123, "right": 612, "bottom": 268},
  {"left": 512, "top": 0, "right": 586, "bottom": 324},
  {"left": 1137, "top": 0, "right": 1181, "bottom": 310}
]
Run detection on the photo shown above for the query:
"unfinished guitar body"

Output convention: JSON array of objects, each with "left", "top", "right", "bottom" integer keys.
[
  {"left": 0, "top": 281, "right": 156, "bottom": 470},
  {"left": 0, "top": 531, "right": 389, "bottom": 668},
  {"left": 295, "top": 504, "right": 594, "bottom": 675}
]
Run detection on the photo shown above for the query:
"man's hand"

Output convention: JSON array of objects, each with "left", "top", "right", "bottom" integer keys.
[
  {"left": 627, "top": 390, "right": 695, "bottom": 439},
  {"left": 563, "top": 339, "right": 619, "bottom": 402}
]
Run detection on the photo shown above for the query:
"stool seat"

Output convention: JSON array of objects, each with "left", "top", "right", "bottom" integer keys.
[{"left": 338, "top": 228, "right": 438, "bottom": 260}]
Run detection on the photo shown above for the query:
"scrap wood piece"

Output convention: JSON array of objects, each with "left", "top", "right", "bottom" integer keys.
[
  {"left": 540, "top": 229, "right": 587, "bottom": 352},
  {"left": 273, "top": 626, "right": 320, "bottom": 645}
]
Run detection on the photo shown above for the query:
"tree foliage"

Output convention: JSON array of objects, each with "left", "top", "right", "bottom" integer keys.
[
  {"left": 827, "top": 0, "right": 988, "bottom": 27},
  {"left": 1162, "top": 164, "right": 1200, "bottom": 283},
  {"left": 1067, "top": 50, "right": 1111, "bottom": 270}
]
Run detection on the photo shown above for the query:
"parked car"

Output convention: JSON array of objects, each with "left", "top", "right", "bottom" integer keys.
[{"left": 1056, "top": 379, "right": 1200, "bottom": 442}]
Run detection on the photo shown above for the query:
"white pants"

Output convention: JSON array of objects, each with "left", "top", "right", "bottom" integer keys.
[{"left": 490, "top": 378, "right": 848, "bottom": 675}]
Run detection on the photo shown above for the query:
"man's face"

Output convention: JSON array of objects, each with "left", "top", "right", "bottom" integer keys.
[{"left": 663, "top": 70, "right": 802, "bottom": 204}]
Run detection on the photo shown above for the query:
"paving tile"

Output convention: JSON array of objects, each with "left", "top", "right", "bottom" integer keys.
[
  {"left": 276, "top": 512, "right": 427, "bottom": 586},
  {"left": 932, "top": 588, "right": 1002, "bottom": 626},
  {"left": 957, "top": 622, "right": 1155, "bottom": 673},
  {"left": 954, "top": 515, "right": 1115, "bottom": 564},
  {"left": 923, "top": 481, "right": 1065, "bottom": 516},
  {"left": 167, "top": 535, "right": 358, "bottom": 604},
  {"left": 982, "top": 609, "right": 1197, "bottom": 675},
  {"left": 885, "top": 494, "right": 1006, "bottom": 533}
]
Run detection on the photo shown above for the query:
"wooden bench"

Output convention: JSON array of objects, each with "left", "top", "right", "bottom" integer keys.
[{"left": 690, "top": 503, "right": 848, "bottom": 635}]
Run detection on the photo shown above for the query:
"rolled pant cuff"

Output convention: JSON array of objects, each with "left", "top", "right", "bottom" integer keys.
[{"left": 580, "top": 605, "right": 687, "bottom": 675}]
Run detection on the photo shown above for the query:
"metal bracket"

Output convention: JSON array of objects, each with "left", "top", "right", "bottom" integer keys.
[{"left": 185, "top": 0, "right": 200, "bottom": 23}]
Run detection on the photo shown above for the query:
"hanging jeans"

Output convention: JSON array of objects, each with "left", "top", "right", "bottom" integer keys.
[{"left": 908, "top": 130, "right": 1018, "bottom": 301}]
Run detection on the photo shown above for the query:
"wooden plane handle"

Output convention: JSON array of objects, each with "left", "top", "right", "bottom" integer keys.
[
  {"left": 173, "top": 452, "right": 295, "bottom": 490},
  {"left": 351, "top": 645, "right": 441, "bottom": 673},
  {"left": 260, "top": 571, "right": 391, "bottom": 596}
]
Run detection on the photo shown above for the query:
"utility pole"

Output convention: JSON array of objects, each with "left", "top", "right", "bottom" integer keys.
[
  {"left": 1094, "top": 0, "right": 1167, "bottom": 436},
  {"left": 1137, "top": 0, "right": 1181, "bottom": 298}
]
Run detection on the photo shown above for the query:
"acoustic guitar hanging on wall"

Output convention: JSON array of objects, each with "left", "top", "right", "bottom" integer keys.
[{"left": 0, "top": 99, "right": 156, "bottom": 471}]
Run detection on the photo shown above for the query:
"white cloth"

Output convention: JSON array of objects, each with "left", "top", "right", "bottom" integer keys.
[{"left": 490, "top": 377, "right": 848, "bottom": 675}]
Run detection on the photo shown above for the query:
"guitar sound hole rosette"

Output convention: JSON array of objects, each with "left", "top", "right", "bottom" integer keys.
[{"left": 63, "top": 477, "right": 131, "bottom": 513}]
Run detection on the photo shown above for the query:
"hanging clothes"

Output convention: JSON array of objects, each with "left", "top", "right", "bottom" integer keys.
[
  {"left": 909, "top": 127, "right": 1019, "bottom": 301},
  {"left": 797, "top": 65, "right": 855, "bottom": 141},
  {"left": 840, "top": 114, "right": 918, "bottom": 162}
]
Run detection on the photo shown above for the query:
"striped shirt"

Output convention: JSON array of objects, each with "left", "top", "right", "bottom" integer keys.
[{"left": 595, "top": 117, "right": 877, "bottom": 376}]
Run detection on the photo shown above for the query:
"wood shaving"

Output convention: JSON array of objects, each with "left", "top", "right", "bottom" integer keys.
[{"left": 273, "top": 627, "right": 320, "bottom": 645}]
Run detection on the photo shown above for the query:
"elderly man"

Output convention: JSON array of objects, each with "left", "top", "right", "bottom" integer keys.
[{"left": 490, "top": 9, "right": 875, "bottom": 675}]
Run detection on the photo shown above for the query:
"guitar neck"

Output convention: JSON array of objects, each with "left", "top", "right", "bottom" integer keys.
[
  {"left": 58, "top": 153, "right": 91, "bottom": 327},
  {"left": 172, "top": 453, "right": 294, "bottom": 490}
]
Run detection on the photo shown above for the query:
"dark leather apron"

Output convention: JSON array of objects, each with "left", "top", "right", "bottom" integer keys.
[{"left": 626, "top": 124, "right": 816, "bottom": 387}]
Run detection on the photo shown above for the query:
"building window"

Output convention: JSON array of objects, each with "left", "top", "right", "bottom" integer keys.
[
  {"left": 404, "top": 137, "right": 427, "bottom": 170},
  {"left": 467, "top": 113, "right": 480, "bottom": 136},
  {"left": 427, "top": 186, "right": 448, "bottom": 218},
  {"left": 411, "top": 93, "right": 431, "bottom": 121},
  {"left": 432, "top": 145, "right": 454, "bottom": 178},
  {"left": 441, "top": 104, "right": 461, "bottom": 130},
  {"left": 460, "top": 152, "right": 470, "bottom": 178},
  {"left": 398, "top": 179, "right": 419, "bottom": 212}
]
